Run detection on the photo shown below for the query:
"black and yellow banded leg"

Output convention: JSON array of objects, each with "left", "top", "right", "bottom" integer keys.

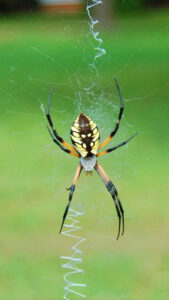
[
  {"left": 46, "top": 88, "right": 77, "bottom": 154},
  {"left": 59, "top": 164, "right": 83, "bottom": 233},
  {"left": 95, "top": 162, "right": 124, "bottom": 240},
  {"left": 99, "top": 78, "right": 124, "bottom": 150},
  {"left": 47, "top": 126, "right": 80, "bottom": 157},
  {"left": 97, "top": 132, "right": 138, "bottom": 157},
  {"left": 107, "top": 181, "right": 124, "bottom": 235}
]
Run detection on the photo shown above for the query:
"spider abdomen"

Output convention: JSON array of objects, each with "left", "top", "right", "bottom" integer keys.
[{"left": 70, "top": 113, "right": 100, "bottom": 157}]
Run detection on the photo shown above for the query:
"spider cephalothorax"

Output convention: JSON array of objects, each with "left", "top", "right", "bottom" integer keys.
[{"left": 46, "top": 79, "right": 137, "bottom": 239}]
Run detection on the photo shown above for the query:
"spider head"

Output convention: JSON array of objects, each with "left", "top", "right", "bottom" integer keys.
[{"left": 80, "top": 155, "right": 96, "bottom": 172}]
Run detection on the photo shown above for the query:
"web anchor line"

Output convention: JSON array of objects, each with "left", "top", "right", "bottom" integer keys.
[
  {"left": 86, "top": 0, "right": 106, "bottom": 69},
  {"left": 60, "top": 209, "right": 87, "bottom": 299}
]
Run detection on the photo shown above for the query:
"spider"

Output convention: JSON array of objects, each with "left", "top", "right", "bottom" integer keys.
[{"left": 46, "top": 79, "right": 137, "bottom": 239}]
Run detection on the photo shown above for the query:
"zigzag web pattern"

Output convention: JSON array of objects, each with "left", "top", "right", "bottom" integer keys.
[
  {"left": 60, "top": 209, "right": 87, "bottom": 299},
  {"left": 60, "top": 1, "right": 105, "bottom": 299}
]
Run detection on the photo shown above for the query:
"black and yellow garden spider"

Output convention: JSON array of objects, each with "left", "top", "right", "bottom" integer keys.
[{"left": 46, "top": 79, "right": 137, "bottom": 239}]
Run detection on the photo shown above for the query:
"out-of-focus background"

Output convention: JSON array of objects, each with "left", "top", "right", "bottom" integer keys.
[{"left": 0, "top": 0, "right": 169, "bottom": 299}]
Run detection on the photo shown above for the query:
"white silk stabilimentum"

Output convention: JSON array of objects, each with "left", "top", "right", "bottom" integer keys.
[{"left": 60, "top": 209, "right": 87, "bottom": 299}]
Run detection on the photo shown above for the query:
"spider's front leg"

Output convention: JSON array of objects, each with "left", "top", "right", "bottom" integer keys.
[
  {"left": 99, "top": 78, "right": 124, "bottom": 150},
  {"left": 59, "top": 163, "right": 83, "bottom": 233},
  {"left": 46, "top": 88, "right": 77, "bottom": 154},
  {"left": 95, "top": 162, "right": 124, "bottom": 240}
]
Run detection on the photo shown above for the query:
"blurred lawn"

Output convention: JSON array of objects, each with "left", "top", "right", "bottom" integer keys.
[{"left": 0, "top": 9, "right": 169, "bottom": 300}]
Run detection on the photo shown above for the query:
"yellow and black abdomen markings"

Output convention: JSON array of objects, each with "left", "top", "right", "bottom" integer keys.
[{"left": 70, "top": 113, "right": 100, "bottom": 157}]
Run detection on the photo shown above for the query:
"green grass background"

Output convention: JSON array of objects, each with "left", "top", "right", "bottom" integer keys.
[{"left": 0, "top": 9, "right": 169, "bottom": 300}]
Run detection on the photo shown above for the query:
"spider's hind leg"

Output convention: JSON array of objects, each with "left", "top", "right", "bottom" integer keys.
[
  {"left": 59, "top": 185, "right": 75, "bottom": 233},
  {"left": 107, "top": 181, "right": 124, "bottom": 236},
  {"left": 95, "top": 162, "right": 124, "bottom": 239},
  {"left": 59, "top": 164, "right": 83, "bottom": 233}
]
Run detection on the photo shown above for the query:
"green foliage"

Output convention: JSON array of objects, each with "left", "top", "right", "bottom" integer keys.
[
  {"left": 115, "top": 0, "right": 169, "bottom": 12},
  {"left": 0, "top": 9, "right": 169, "bottom": 300},
  {"left": 115, "top": 0, "right": 144, "bottom": 12}
]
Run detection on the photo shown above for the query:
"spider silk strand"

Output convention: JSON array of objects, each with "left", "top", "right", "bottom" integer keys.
[
  {"left": 86, "top": 0, "right": 106, "bottom": 71},
  {"left": 60, "top": 208, "right": 87, "bottom": 299}
]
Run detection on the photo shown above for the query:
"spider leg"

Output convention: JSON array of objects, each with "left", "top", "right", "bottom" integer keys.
[
  {"left": 97, "top": 132, "right": 138, "bottom": 157},
  {"left": 59, "top": 164, "right": 83, "bottom": 233},
  {"left": 47, "top": 126, "right": 80, "bottom": 157},
  {"left": 107, "top": 181, "right": 124, "bottom": 235},
  {"left": 99, "top": 78, "right": 124, "bottom": 150},
  {"left": 95, "top": 162, "right": 124, "bottom": 239},
  {"left": 46, "top": 88, "right": 77, "bottom": 153}
]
